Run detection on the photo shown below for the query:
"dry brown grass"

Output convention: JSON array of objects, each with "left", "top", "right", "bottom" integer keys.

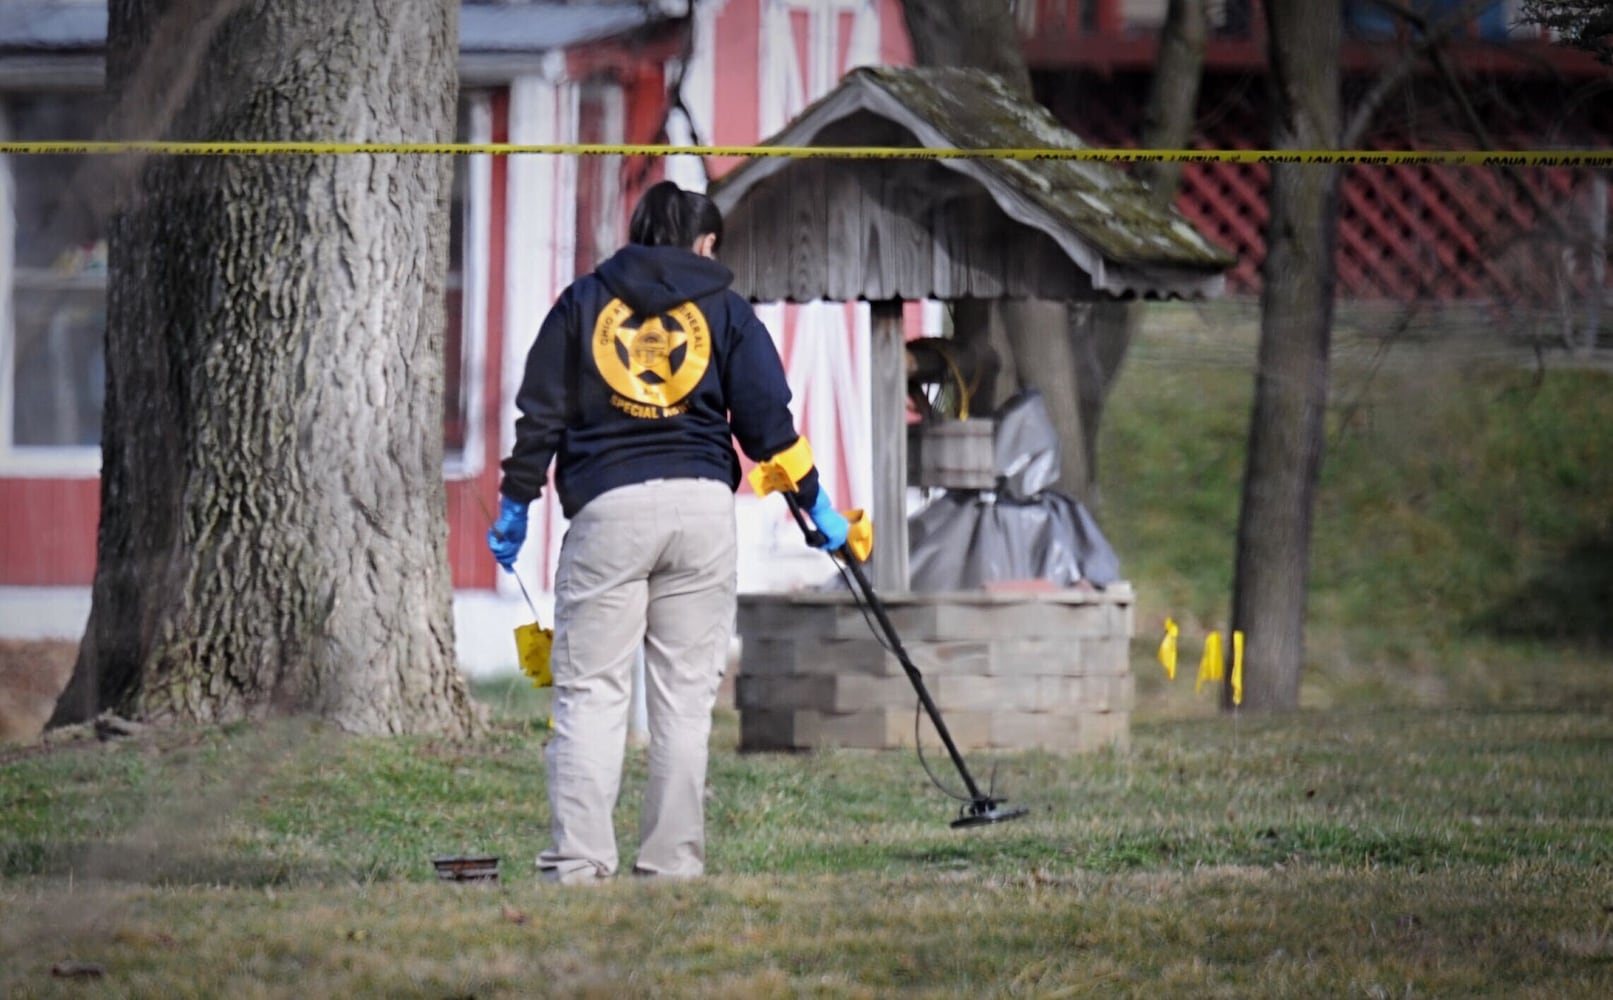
[
  {"left": 3, "top": 697, "right": 1611, "bottom": 998},
  {"left": 0, "top": 641, "right": 76, "bottom": 745}
]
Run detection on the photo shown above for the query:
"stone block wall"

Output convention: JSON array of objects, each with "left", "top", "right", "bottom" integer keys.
[{"left": 734, "top": 585, "right": 1134, "bottom": 754}]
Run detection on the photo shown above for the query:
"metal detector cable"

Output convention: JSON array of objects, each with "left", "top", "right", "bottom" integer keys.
[{"left": 824, "top": 554, "right": 977, "bottom": 806}]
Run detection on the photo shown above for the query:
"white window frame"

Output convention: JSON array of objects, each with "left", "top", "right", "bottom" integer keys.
[
  {"left": 444, "top": 90, "right": 493, "bottom": 480},
  {"left": 0, "top": 97, "right": 101, "bottom": 476},
  {"left": 0, "top": 93, "right": 494, "bottom": 481}
]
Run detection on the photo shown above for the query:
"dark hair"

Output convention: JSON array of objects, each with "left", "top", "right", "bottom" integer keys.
[{"left": 628, "top": 180, "right": 723, "bottom": 253}]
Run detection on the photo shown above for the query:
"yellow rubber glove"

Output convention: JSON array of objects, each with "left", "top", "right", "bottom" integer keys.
[
  {"left": 843, "top": 509, "right": 873, "bottom": 562},
  {"left": 747, "top": 436, "right": 815, "bottom": 496}
]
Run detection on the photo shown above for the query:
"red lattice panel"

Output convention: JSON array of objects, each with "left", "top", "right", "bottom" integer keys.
[{"left": 1041, "top": 71, "right": 1612, "bottom": 304}]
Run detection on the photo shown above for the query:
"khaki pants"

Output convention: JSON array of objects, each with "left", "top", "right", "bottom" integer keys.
[{"left": 538, "top": 479, "right": 737, "bottom": 883}]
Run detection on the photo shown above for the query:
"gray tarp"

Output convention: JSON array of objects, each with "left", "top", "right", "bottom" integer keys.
[{"left": 905, "top": 390, "right": 1121, "bottom": 592}]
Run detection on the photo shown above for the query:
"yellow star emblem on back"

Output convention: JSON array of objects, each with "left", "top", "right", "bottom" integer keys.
[
  {"left": 593, "top": 297, "right": 711, "bottom": 409},
  {"left": 621, "top": 318, "right": 688, "bottom": 385}
]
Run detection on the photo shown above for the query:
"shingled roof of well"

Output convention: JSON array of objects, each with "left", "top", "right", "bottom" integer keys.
[{"left": 712, "top": 65, "right": 1237, "bottom": 291}]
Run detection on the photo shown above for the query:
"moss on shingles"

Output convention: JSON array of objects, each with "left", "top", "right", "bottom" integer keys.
[{"left": 854, "top": 66, "right": 1236, "bottom": 269}]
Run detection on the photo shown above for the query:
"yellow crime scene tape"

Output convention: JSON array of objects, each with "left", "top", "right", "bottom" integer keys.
[{"left": 0, "top": 140, "right": 1610, "bottom": 168}]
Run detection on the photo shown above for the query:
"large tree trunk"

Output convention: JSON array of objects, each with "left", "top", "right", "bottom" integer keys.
[
  {"left": 50, "top": 0, "right": 478, "bottom": 736},
  {"left": 898, "top": 0, "right": 1032, "bottom": 97},
  {"left": 1228, "top": 0, "right": 1342, "bottom": 712}
]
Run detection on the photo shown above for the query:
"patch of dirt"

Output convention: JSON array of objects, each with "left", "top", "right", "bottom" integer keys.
[{"left": 0, "top": 639, "right": 77, "bottom": 744}]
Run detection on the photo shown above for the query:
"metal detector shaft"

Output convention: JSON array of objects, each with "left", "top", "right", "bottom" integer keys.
[
  {"left": 784, "top": 494, "right": 988, "bottom": 803},
  {"left": 835, "top": 551, "right": 991, "bottom": 804}
]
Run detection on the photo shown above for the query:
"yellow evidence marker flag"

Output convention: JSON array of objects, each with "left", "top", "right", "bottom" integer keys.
[
  {"left": 1158, "top": 618, "right": 1179, "bottom": 679},
  {"left": 1231, "top": 630, "right": 1245, "bottom": 706},
  {"left": 1196, "top": 631, "right": 1224, "bottom": 694}
]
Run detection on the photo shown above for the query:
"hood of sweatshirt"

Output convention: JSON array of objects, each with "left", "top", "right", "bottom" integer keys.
[{"left": 596, "top": 244, "right": 735, "bottom": 316}]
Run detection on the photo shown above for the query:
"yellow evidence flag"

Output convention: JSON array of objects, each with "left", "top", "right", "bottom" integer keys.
[
  {"left": 1157, "top": 617, "right": 1179, "bottom": 679},
  {"left": 1196, "top": 631, "right": 1224, "bottom": 694},
  {"left": 1231, "top": 630, "right": 1245, "bottom": 706}
]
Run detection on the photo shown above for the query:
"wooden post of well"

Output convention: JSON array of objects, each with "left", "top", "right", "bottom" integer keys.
[{"left": 869, "top": 299, "right": 909, "bottom": 593}]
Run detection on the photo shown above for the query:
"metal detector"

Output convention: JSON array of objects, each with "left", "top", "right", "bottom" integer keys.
[{"left": 785, "top": 494, "right": 1029, "bottom": 829}]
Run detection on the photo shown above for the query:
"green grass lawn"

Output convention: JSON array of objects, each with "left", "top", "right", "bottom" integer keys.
[
  {"left": 3, "top": 697, "right": 1610, "bottom": 997},
  {"left": 1104, "top": 303, "right": 1613, "bottom": 713},
  {"left": 3, "top": 307, "right": 1610, "bottom": 997}
]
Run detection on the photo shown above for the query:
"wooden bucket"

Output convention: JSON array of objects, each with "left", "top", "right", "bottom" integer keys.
[{"left": 908, "top": 418, "right": 995, "bottom": 490}]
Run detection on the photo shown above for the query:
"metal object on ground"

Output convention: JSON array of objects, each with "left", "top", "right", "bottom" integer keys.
[{"left": 432, "top": 855, "right": 500, "bottom": 882}]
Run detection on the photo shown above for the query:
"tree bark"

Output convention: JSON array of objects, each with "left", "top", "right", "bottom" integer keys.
[
  {"left": 1135, "top": 0, "right": 1210, "bottom": 204},
  {"left": 900, "top": 0, "right": 1209, "bottom": 505},
  {"left": 51, "top": 0, "right": 479, "bottom": 736},
  {"left": 898, "top": 0, "right": 1033, "bottom": 99},
  {"left": 1228, "top": 0, "right": 1342, "bottom": 712}
]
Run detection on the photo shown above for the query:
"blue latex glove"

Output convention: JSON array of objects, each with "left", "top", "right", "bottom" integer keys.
[
  {"left": 807, "top": 491, "right": 849, "bottom": 552},
  {"left": 487, "top": 495, "right": 530, "bottom": 568}
]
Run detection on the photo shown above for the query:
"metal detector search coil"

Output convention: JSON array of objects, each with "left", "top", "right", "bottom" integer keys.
[{"left": 779, "top": 492, "right": 1030, "bottom": 830}]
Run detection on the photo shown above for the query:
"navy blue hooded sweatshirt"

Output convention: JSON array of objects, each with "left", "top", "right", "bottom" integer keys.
[{"left": 499, "top": 244, "right": 819, "bottom": 518}]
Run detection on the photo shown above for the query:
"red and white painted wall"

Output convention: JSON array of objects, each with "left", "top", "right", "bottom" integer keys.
[{"left": 459, "top": 0, "right": 927, "bottom": 674}]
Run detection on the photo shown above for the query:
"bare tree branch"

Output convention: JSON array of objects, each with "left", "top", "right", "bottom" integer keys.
[
  {"left": 62, "top": 0, "right": 251, "bottom": 235},
  {"left": 1518, "top": 0, "right": 1613, "bottom": 64},
  {"left": 1341, "top": 0, "right": 1501, "bottom": 147}
]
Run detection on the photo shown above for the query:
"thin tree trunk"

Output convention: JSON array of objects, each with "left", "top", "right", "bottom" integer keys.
[
  {"left": 1087, "top": 0, "right": 1210, "bottom": 504},
  {"left": 1581, "top": 173, "right": 1606, "bottom": 355},
  {"left": 898, "top": 0, "right": 1210, "bottom": 505},
  {"left": 899, "top": 0, "right": 1092, "bottom": 497},
  {"left": 51, "top": 0, "right": 478, "bottom": 736},
  {"left": 898, "top": 0, "right": 1032, "bottom": 98},
  {"left": 1228, "top": 0, "right": 1342, "bottom": 712},
  {"left": 1136, "top": 0, "right": 1209, "bottom": 203}
]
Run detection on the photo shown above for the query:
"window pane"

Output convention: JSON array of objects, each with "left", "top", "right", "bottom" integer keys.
[
  {"left": 5, "top": 93, "right": 477, "bottom": 456},
  {"left": 11, "top": 278, "right": 104, "bottom": 446},
  {"left": 4, "top": 93, "right": 108, "bottom": 450}
]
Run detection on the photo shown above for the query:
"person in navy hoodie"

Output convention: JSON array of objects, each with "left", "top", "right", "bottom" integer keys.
[{"left": 489, "top": 180, "right": 847, "bottom": 883}]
